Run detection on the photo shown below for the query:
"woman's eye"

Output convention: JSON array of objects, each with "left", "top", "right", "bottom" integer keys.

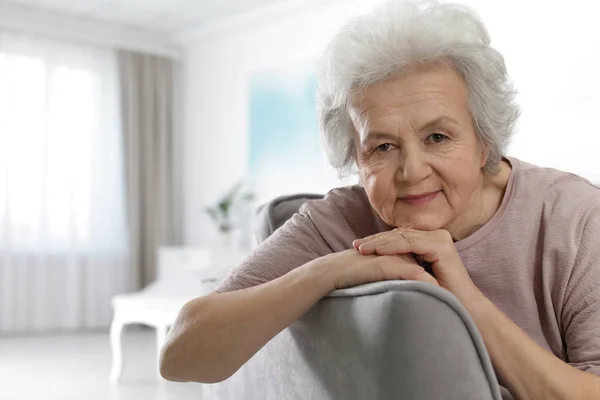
[
  {"left": 376, "top": 143, "right": 393, "bottom": 152},
  {"left": 427, "top": 133, "right": 447, "bottom": 144}
]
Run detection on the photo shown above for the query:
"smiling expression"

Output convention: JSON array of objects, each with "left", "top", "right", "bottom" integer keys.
[{"left": 349, "top": 63, "right": 490, "bottom": 237}]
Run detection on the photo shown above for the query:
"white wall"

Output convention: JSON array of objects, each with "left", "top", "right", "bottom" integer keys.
[
  {"left": 0, "top": 1, "right": 180, "bottom": 58},
  {"left": 179, "top": 1, "right": 373, "bottom": 245},
  {"left": 179, "top": 0, "right": 600, "bottom": 245}
]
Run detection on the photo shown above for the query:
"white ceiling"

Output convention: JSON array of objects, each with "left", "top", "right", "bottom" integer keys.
[{"left": 0, "top": 0, "right": 284, "bottom": 35}]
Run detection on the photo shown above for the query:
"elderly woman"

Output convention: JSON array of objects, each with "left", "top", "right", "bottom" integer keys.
[{"left": 160, "top": 1, "right": 600, "bottom": 399}]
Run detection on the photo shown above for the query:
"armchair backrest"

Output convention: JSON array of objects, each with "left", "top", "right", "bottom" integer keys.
[
  {"left": 205, "top": 281, "right": 503, "bottom": 400},
  {"left": 254, "top": 193, "right": 324, "bottom": 243}
]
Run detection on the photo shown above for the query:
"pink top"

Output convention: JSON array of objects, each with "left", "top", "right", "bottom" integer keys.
[{"left": 216, "top": 157, "right": 600, "bottom": 386}]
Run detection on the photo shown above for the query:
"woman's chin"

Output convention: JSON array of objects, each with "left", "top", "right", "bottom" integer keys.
[{"left": 393, "top": 213, "right": 447, "bottom": 231}]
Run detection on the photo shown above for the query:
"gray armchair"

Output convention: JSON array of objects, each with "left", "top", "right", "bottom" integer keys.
[{"left": 204, "top": 194, "right": 503, "bottom": 400}]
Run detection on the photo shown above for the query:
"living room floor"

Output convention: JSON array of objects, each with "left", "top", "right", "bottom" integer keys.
[{"left": 0, "top": 328, "right": 204, "bottom": 400}]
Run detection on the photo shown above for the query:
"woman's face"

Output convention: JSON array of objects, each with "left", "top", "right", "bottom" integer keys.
[{"left": 350, "top": 64, "right": 488, "bottom": 236}]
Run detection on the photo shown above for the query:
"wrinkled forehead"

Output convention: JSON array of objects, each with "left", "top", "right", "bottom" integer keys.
[
  {"left": 349, "top": 89, "right": 453, "bottom": 132},
  {"left": 348, "top": 65, "right": 470, "bottom": 134}
]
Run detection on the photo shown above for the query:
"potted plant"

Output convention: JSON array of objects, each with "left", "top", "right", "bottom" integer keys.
[{"left": 205, "top": 181, "right": 255, "bottom": 247}]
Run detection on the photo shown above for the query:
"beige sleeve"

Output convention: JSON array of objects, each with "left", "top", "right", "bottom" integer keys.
[
  {"left": 214, "top": 209, "right": 333, "bottom": 293},
  {"left": 562, "top": 202, "right": 600, "bottom": 375}
]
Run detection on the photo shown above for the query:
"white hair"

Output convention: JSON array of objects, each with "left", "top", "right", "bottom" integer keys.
[{"left": 317, "top": 0, "right": 520, "bottom": 176}]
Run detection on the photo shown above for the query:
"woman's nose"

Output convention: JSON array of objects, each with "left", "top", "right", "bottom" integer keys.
[{"left": 397, "top": 149, "right": 431, "bottom": 184}]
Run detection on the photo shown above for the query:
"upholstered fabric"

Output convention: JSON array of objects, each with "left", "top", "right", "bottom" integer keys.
[{"left": 205, "top": 281, "right": 502, "bottom": 400}]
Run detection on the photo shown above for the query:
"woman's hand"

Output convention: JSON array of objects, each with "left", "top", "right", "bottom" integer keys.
[
  {"left": 353, "top": 228, "right": 482, "bottom": 307},
  {"left": 309, "top": 248, "right": 439, "bottom": 291}
]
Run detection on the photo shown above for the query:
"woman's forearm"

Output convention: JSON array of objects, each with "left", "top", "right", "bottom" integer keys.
[
  {"left": 466, "top": 295, "right": 600, "bottom": 400},
  {"left": 159, "top": 259, "right": 333, "bottom": 383}
]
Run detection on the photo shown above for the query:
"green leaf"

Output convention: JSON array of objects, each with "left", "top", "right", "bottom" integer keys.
[
  {"left": 204, "top": 180, "right": 255, "bottom": 230},
  {"left": 205, "top": 207, "right": 220, "bottom": 222}
]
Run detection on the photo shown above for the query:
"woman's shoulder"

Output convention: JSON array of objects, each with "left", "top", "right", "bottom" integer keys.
[
  {"left": 301, "top": 185, "right": 370, "bottom": 213},
  {"left": 300, "top": 185, "right": 386, "bottom": 241},
  {"left": 513, "top": 157, "right": 600, "bottom": 220}
]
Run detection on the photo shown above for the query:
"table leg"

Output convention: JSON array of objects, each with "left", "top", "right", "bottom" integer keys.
[{"left": 109, "top": 317, "right": 125, "bottom": 385}]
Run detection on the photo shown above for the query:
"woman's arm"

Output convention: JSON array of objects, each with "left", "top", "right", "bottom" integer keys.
[
  {"left": 159, "top": 260, "right": 332, "bottom": 383},
  {"left": 467, "top": 296, "right": 600, "bottom": 400},
  {"left": 159, "top": 250, "right": 433, "bottom": 383}
]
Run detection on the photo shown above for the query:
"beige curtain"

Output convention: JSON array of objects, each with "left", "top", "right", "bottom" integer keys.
[{"left": 118, "top": 50, "right": 180, "bottom": 289}]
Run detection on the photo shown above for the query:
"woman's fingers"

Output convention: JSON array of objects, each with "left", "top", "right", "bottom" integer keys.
[
  {"left": 378, "top": 255, "right": 440, "bottom": 286},
  {"left": 353, "top": 228, "right": 404, "bottom": 247},
  {"left": 330, "top": 251, "right": 439, "bottom": 290},
  {"left": 353, "top": 229, "right": 478, "bottom": 306},
  {"left": 357, "top": 228, "right": 451, "bottom": 265},
  {"left": 359, "top": 229, "right": 410, "bottom": 254}
]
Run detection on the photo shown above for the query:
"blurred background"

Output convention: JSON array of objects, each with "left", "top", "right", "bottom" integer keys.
[{"left": 0, "top": 0, "right": 598, "bottom": 399}]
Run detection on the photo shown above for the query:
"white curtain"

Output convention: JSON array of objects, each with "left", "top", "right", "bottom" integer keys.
[{"left": 0, "top": 32, "right": 131, "bottom": 332}]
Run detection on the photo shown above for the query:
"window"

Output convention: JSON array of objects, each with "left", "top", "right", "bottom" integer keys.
[{"left": 0, "top": 35, "right": 127, "bottom": 254}]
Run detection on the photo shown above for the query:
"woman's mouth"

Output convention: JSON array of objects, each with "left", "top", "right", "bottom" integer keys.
[{"left": 399, "top": 191, "right": 439, "bottom": 206}]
